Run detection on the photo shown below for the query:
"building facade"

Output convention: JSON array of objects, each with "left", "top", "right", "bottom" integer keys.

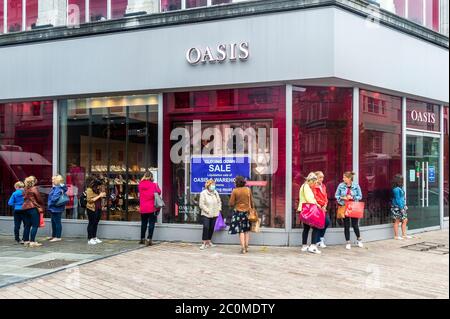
[{"left": 0, "top": 0, "right": 449, "bottom": 245}]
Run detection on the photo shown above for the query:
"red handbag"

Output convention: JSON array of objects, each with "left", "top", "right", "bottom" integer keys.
[
  {"left": 345, "top": 201, "right": 365, "bottom": 219},
  {"left": 299, "top": 204, "right": 325, "bottom": 229},
  {"left": 39, "top": 213, "right": 45, "bottom": 228}
]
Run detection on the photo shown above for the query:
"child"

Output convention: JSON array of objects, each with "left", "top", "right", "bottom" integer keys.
[{"left": 8, "top": 181, "right": 26, "bottom": 244}]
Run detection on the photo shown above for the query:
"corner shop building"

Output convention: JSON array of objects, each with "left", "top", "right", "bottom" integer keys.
[{"left": 0, "top": 0, "right": 448, "bottom": 245}]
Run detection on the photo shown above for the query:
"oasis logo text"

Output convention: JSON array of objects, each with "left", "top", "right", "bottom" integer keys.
[
  {"left": 186, "top": 42, "right": 250, "bottom": 65},
  {"left": 410, "top": 110, "right": 436, "bottom": 124}
]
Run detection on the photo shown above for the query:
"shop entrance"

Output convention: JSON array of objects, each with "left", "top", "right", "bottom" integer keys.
[{"left": 406, "top": 133, "right": 441, "bottom": 230}]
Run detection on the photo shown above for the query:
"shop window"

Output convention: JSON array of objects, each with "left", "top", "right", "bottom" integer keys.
[
  {"left": 393, "top": 0, "right": 406, "bottom": 18},
  {"left": 186, "top": 0, "right": 207, "bottom": 9},
  {"left": 408, "top": 0, "right": 424, "bottom": 25},
  {"left": 161, "top": 0, "right": 182, "bottom": 12},
  {"left": 444, "top": 106, "right": 449, "bottom": 218},
  {"left": 68, "top": 0, "right": 86, "bottom": 25},
  {"left": 164, "top": 86, "right": 286, "bottom": 228},
  {"left": 426, "top": 0, "right": 440, "bottom": 32},
  {"left": 0, "top": 101, "right": 53, "bottom": 217},
  {"left": 212, "top": 0, "right": 232, "bottom": 4},
  {"left": 90, "top": 0, "right": 107, "bottom": 21},
  {"left": 360, "top": 90, "right": 402, "bottom": 226},
  {"left": 111, "top": 0, "right": 128, "bottom": 19},
  {"left": 292, "top": 87, "right": 353, "bottom": 228},
  {"left": 406, "top": 99, "right": 440, "bottom": 132},
  {"left": 0, "top": 0, "right": 4, "bottom": 34},
  {"left": 7, "top": 0, "right": 22, "bottom": 32},
  {"left": 59, "top": 95, "right": 159, "bottom": 222},
  {"left": 25, "top": 0, "right": 37, "bottom": 30}
]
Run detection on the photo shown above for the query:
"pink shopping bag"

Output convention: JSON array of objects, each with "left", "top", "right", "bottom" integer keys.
[{"left": 299, "top": 204, "right": 325, "bottom": 229}]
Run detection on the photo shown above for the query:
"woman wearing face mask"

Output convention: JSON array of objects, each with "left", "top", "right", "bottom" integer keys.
[{"left": 199, "top": 180, "right": 222, "bottom": 250}]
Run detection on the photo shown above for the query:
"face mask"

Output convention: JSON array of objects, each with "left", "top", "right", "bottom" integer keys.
[{"left": 209, "top": 185, "right": 216, "bottom": 191}]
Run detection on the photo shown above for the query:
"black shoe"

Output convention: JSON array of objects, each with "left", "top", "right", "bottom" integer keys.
[
  {"left": 139, "top": 240, "right": 145, "bottom": 245},
  {"left": 146, "top": 239, "right": 153, "bottom": 246}
]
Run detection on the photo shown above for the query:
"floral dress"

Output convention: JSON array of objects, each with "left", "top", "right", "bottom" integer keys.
[{"left": 229, "top": 211, "right": 251, "bottom": 234}]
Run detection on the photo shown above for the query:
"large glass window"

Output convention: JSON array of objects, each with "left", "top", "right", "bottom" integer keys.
[
  {"left": 1, "top": 0, "right": 4, "bottom": 34},
  {"left": 408, "top": 0, "right": 424, "bottom": 25},
  {"left": 212, "top": 0, "right": 232, "bottom": 4},
  {"left": 163, "top": 86, "right": 286, "bottom": 228},
  {"left": 90, "top": 0, "right": 107, "bottom": 21},
  {"left": 26, "top": 0, "right": 38, "bottom": 30},
  {"left": 0, "top": 101, "right": 54, "bottom": 216},
  {"left": 161, "top": 0, "right": 181, "bottom": 11},
  {"left": 292, "top": 87, "right": 353, "bottom": 228},
  {"left": 444, "top": 106, "right": 449, "bottom": 218},
  {"left": 359, "top": 90, "right": 402, "bottom": 226},
  {"left": 186, "top": 0, "right": 206, "bottom": 9},
  {"left": 406, "top": 99, "right": 440, "bottom": 132},
  {"left": 7, "top": 0, "right": 22, "bottom": 32},
  {"left": 111, "top": 0, "right": 128, "bottom": 19},
  {"left": 68, "top": 0, "right": 86, "bottom": 25},
  {"left": 59, "top": 95, "right": 159, "bottom": 221}
]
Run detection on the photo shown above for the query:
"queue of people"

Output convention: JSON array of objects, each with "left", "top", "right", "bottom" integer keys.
[{"left": 6, "top": 170, "right": 409, "bottom": 253}]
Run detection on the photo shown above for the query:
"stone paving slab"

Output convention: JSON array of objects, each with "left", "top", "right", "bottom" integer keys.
[
  {"left": 0, "top": 235, "right": 142, "bottom": 288},
  {"left": 0, "top": 230, "right": 447, "bottom": 299}
]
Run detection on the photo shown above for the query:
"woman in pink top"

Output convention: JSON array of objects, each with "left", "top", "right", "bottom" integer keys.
[{"left": 138, "top": 171, "right": 161, "bottom": 246}]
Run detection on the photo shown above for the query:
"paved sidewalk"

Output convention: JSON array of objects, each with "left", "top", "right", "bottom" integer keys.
[
  {"left": 0, "top": 230, "right": 448, "bottom": 299},
  {"left": 0, "top": 235, "right": 141, "bottom": 288}
]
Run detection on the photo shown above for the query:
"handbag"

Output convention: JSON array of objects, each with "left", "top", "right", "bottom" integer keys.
[
  {"left": 337, "top": 205, "right": 346, "bottom": 219},
  {"left": 250, "top": 218, "right": 261, "bottom": 233},
  {"left": 55, "top": 191, "right": 69, "bottom": 207},
  {"left": 299, "top": 203, "right": 325, "bottom": 229},
  {"left": 247, "top": 188, "right": 258, "bottom": 223},
  {"left": 154, "top": 192, "right": 165, "bottom": 209},
  {"left": 345, "top": 201, "right": 365, "bottom": 219},
  {"left": 39, "top": 213, "right": 45, "bottom": 228},
  {"left": 214, "top": 213, "right": 227, "bottom": 232}
]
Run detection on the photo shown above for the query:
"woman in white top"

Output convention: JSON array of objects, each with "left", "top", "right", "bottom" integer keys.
[{"left": 199, "top": 180, "right": 222, "bottom": 250}]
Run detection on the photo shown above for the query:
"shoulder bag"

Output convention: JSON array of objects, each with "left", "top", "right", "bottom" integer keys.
[{"left": 247, "top": 188, "right": 259, "bottom": 223}]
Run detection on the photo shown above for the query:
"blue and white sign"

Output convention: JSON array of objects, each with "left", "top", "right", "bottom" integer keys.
[
  {"left": 428, "top": 166, "right": 435, "bottom": 183},
  {"left": 190, "top": 156, "right": 251, "bottom": 194}
]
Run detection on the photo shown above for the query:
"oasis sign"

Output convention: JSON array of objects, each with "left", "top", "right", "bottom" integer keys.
[
  {"left": 186, "top": 42, "right": 250, "bottom": 65},
  {"left": 409, "top": 109, "right": 436, "bottom": 124}
]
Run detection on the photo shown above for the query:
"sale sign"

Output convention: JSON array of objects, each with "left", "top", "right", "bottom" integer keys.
[{"left": 190, "top": 156, "right": 251, "bottom": 194}]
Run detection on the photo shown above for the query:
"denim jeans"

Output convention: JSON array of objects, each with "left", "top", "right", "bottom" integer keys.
[
  {"left": 13, "top": 210, "right": 25, "bottom": 242},
  {"left": 141, "top": 213, "right": 157, "bottom": 240},
  {"left": 23, "top": 208, "right": 40, "bottom": 242},
  {"left": 51, "top": 212, "right": 63, "bottom": 238}
]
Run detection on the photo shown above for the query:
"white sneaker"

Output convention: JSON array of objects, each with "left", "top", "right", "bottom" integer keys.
[
  {"left": 345, "top": 243, "right": 352, "bottom": 250},
  {"left": 200, "top": 244, "right": 208, "bottom": 250},
  {"left": 317, "top": 241, "right": 327, "bottom": 248},
  {"left": 403, "top": 235, "right": 413, "bottom": 239},
  {"left": 395, "top": 236, "right": 403, "bottom": 240},
  {"left": 49, "top": 238, "right": 62, "bottom": 242},
  {"left": 357, "top": 240, "right": 364, "bottom": 248},
  {"left": 307, "top": 245, "right": 322, "bottom": 254},
  {"left": 94, "top": 238, "right": 102, "bottom": 244},
  {"left": 208, "top": 243, "right": 216, "bottom": 248},
  {"left": 88, "top": 239, "right": 97, "bottom": 245},
  {"left": 301, "top": 245, "right": 309, "bottom": 252}
]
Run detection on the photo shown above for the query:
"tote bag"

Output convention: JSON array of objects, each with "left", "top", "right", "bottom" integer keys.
[
  {"left": 345, "top": 201, "right": 365, "bottom": 219},
  {"left": 299, "top": 185, "right": 325, "bottom": 229},
  {"left": 214, "top": 213, "right": 227, "bottom": 232}
]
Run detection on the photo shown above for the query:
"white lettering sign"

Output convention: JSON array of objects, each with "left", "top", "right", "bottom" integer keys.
[
  {"left": 186, "top": 42, "right": 250, "bottom": 65},
  {"left": 410, "top": 109, "right": 436, "bottom": 124}
]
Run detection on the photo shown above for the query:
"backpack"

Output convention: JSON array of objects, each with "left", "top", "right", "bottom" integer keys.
[{"left": 79, "top": 191, "right": 88, "bottom": 208}]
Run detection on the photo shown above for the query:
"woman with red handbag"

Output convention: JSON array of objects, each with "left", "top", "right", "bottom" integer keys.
[
  {"left": 314, "top": 171, "right": 330, "bottom": 248},
  {"left": 298, "top": 173, "right": 324, "bottom": 255},
  {"left": 335, "top": 171, "right": 363, "bottom": 250}
]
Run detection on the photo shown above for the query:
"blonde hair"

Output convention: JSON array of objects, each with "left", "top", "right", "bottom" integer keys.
[
  {"left": 315, "top": 171, "right": 324, "bottom": 178},
  {"left": 306, "top": 172, "right": 318, "bottom": 183},
  {"left": 24, "top": 176, "right": 37, "bottom": 188},
  {"left": 141, "top": 171, "right": 154, "bottom": 182},
  {"left": 52, "top": 175, "right": 64, "bottom": 185},
  {"left": 205, "top": 180, "right": 216, "bottom": 189},
  {"left": 14, "top": 181, "right": 25, "bottom": 189},
  {"left": 344, "top": 171, "right": 356, "bottom": 181}
]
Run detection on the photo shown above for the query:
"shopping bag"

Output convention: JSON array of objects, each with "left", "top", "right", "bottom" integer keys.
[
  {"left": 250, "top": 218, "right": 261, "bottom": 233},
  {"left": 39, "top": 213, "right": 45, "bottom": 228},
  {"left": 345, "top": 201, "right": 365, "bottom": 219},
  {"left": 299, "top": 204, "right": 325, "bottom": 229},
  {"left": 214, "top": 213, "right": 227, "bottom": 232},
  {"left": 154, "top": 192, "right": 165, "bottom": 209}
]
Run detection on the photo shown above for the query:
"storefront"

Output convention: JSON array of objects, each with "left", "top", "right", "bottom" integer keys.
[{"left": 0, "top": 0, "right": 448, "bottom": 244}]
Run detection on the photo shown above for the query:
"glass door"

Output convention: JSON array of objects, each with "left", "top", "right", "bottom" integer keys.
[{"left": 406, "top": 134, "right": 441, "bottom": 230}]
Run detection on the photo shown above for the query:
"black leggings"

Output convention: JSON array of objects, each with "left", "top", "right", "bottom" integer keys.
[
  {"left": 141, "top": 213, "right": 157, "bottom": 240},
  {"left": 344, "top": 217, "right": 361, "bottom": 241},
  {"left": 302, "top": 224, "right": 320, "bottom": 245},
  {"left": 201, "top": 216, "right": 217, "bottom": 241},
  {"left": 87, "top": 209, "right": 102, "bottom": 240}
]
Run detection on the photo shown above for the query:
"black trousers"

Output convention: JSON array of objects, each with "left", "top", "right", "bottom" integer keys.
[
  {"left": 141, "top": 213, "right": 157, "bottom": 240},
  {"left": 302, "top": 224, "right": 320, "bottom": 245},
  {"left": 87, "top": 208, "right": 102, "bottom": 240},
  {"left": 344, "top": 217, "right": 361, "bottom": 241},
  {"left": 201, "top": 216, "right": 217, "bottom": 241}
]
